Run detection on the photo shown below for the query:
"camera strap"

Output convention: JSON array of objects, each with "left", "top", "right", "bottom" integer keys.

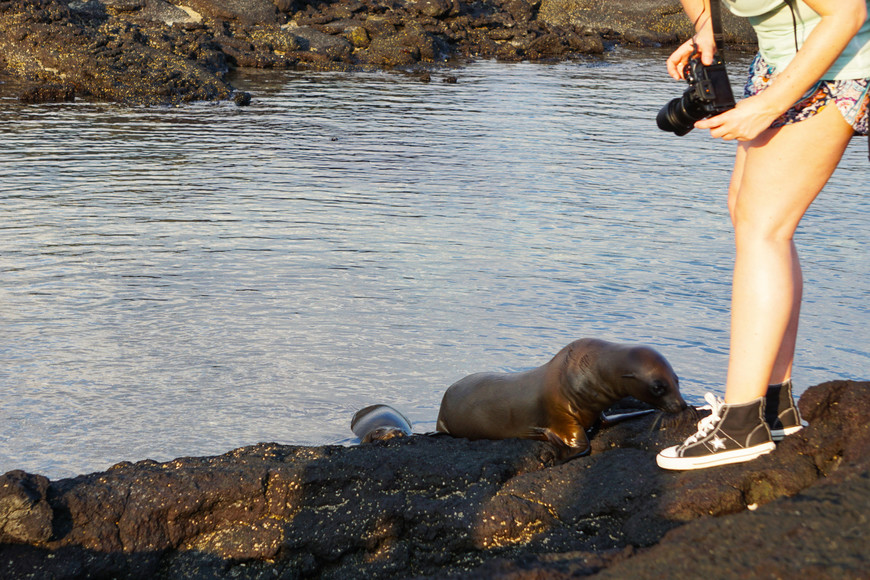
[{"left": 710, "top": 0, "right": 726, "bottom": 55}]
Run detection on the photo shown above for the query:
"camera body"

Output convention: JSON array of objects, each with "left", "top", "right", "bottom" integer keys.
[{"left": 657, "top": 53, "right": 736, "bottom": 136}]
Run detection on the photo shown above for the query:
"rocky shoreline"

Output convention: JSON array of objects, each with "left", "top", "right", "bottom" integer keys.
[
  {"left": 3, "top": 4, "right": 866, "bottom": 578},
  {"left": 1, "top": 380, "right": 868, "bottom": 578},
  {"left": 0, "top": 0, "right": 757, "bottom": 105}
]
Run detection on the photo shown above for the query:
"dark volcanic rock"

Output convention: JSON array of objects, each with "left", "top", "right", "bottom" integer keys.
[
  {"left": 0, "top": 0, "right": 757, "bottom": 105},
  {"left": 358, "top": 24, "right": 447, "bottom": 66},
  {"left": 593, "top": 381, "right": 870, "bottom": 580},
  {"left": 412, "top": 0, "right": 453, "bottom": 19},
  {"left": 0, "top": 381, "right": 867, "bottom": 579},
  {"left": 289, "top": 25, "right": 354, "bottom": 61},
  {"left": 538, "top": 0, "right": 757, "bottom": 47},
  {"left": 0, "top": 0, "right": 232, "bottom": 104},
  {"left": 127, "top": 0, "right": 195, "bottom": 25},
  {"left": 17, "top": 82, "right": 75, "bottom": 103},
  {"left": 180, "top": 0, "right": 281, "bottom": 25},
  {"left": 0, "top": 471, "right": 53, "bottom": 544}
]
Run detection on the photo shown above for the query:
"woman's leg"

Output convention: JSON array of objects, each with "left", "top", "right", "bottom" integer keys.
[
  {"left": 725, "top": 103, "right": 854, "bottom": 405},
  {"left": 656, "top": 105, "right": 852, "bottom": 469},
  {"left": 769, "top": 242, "right": 802, "bottom": 384},
  {"left": 727, "top": 150, "right": 802, "bottom": 386},
  {"left": 657, "top": 104, "right": 855, "bottom": 470}
]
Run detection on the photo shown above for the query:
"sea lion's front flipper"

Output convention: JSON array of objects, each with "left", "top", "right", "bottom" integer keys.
[{"left": 531, "top": 428, "right": 590, "bottom": 462}]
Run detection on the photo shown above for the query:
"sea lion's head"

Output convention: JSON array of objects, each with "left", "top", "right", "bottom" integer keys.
[{"left": 618, "top": 346, "right": 686, "bottom": 414}]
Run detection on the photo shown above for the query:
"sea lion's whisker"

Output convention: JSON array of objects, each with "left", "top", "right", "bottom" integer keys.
[{"left": 648, "top": 412, "right": 664, "bottom": 433}]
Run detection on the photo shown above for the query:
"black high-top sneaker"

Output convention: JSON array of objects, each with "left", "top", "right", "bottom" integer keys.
[
  {"left": 657, "top": 393, "right": 775, "bottom": 470},
  {"left": 765, "top": 378, "right": 803, "bottom": 441}
]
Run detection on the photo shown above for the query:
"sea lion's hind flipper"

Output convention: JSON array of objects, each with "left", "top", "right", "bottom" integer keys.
[{"left": 423, "top": 431, "right": 453, "bottom": 437}]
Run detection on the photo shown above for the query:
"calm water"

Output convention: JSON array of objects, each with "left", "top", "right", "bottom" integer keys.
[{"left": 1, "top": 48, "right": 867, "bottom": 479}]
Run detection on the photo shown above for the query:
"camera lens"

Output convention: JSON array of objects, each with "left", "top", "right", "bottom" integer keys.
[{"left": 656, "top": 91, "right": 709, "bottom": 136}]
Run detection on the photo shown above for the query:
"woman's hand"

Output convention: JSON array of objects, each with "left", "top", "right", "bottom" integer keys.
[
  {"left": 667, "top": 32, "right": 716, "bottom": 80},
  {"left": 694, "top": 94, "right": 780, "bottom": 141},
  {"left": 682, "top": 0, "right": 867, "bottom": 141},
  {"left": 666, "top": 39, "right": 696, "bottom": 80}
]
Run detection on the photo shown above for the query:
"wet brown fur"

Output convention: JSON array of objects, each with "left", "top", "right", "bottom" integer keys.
[
  {"left": 436, "top": 338, "right": 687, "bottom": 459},
  {"left": 649, "top": 404, "right": 703, "bottom": 435}
]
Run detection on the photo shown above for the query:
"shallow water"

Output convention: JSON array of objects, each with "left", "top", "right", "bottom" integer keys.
[{"left": 1, "top": 48, "right": 867, "bottom": 479}]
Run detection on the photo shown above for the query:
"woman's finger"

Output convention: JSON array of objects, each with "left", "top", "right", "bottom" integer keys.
[{"left": 667, "top": 40, "right": 695, "bottom": 79}]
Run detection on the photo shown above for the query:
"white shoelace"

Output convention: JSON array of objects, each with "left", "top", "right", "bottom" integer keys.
[{"left": 680, "top": 392, "right": 725, "bottom": 447}]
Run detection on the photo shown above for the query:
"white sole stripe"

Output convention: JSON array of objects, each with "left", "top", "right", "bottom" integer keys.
[{"left": 656, "top": 442, "right": 776, "bottom": 470}]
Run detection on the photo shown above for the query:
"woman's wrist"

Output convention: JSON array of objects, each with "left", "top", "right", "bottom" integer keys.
[{"left": 748, "top": 89, "right": 787, "bottom": 118}]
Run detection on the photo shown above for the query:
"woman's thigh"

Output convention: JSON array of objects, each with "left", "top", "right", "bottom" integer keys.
[{"left": 729, "top": 104, "right": 855, "bottom": 238}]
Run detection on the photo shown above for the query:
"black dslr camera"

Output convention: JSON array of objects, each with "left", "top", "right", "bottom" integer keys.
[{"left": 657, "top": 52, "right": 736, "bottom": 136}]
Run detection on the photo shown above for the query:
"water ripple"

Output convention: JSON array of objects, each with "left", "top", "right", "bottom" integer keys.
[{"left": 1, "top": 49, "right": 867, "bottom": 478}]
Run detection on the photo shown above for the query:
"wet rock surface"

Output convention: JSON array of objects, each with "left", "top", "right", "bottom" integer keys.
[
  {"left": 0, "top": 0, "right": 756, "bottom": 105},
  {"left": 1, "top": 380, "right": 867, "bottom": 578}
]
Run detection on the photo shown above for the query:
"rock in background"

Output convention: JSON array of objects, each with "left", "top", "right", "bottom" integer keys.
[
  {"left": 537, "top": 0, "right": 755, "bottom": 47},
  {"left": 0, "top": 0, "right": 757, "bottom": 105},
  {"left": 0, "top": 380, "right": 867, "bottom": 578}
]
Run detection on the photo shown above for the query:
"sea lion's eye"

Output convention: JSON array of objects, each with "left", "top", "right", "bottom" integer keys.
[{"left": 649, "top": 381, "right": 667, "bottom": 398}]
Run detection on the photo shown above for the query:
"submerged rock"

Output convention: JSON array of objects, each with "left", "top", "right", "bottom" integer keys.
[
  {"left": 0, "top": 0, "right": 757, "bottom": 105},
  {"left": 0, "top": 380, "right": 867, "bottom": 578}
]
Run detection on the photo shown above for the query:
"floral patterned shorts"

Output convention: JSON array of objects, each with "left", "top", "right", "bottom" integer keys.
[{"left": 744, "top": 53, "right": 870, "bottom": 135}]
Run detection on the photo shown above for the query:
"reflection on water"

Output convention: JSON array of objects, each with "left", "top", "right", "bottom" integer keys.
[{"left": 1, "top": 49, "right": 867, "bottom": 479}]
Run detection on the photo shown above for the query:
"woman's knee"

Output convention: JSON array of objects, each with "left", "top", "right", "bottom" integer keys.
[{"left": 731, "top": 199, "right": 797, "bottom": 245}]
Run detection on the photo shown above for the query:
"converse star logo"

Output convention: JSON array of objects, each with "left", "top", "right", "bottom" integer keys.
[{"left": 710, "top": 436, "right": 726, "bottom": 451}]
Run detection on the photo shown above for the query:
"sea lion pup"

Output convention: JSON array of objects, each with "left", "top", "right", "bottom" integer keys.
[
  {"left": 436, "top": 338, "right": 686, "bottom": 459},
  {"left": 351, "top": 404, "right": 414, "bottom": 443}
]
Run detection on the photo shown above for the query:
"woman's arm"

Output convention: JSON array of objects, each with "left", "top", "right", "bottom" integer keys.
[
  {"left": 667, "top": 0, "right": 716, "bottom": 79},
  {"left": 697, "top": 0, "right": 867, "bottom": 140}
]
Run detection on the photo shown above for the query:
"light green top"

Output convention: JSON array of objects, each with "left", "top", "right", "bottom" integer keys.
[{"left": 723, "top": 0, "right": 870, "bottom": 79}]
